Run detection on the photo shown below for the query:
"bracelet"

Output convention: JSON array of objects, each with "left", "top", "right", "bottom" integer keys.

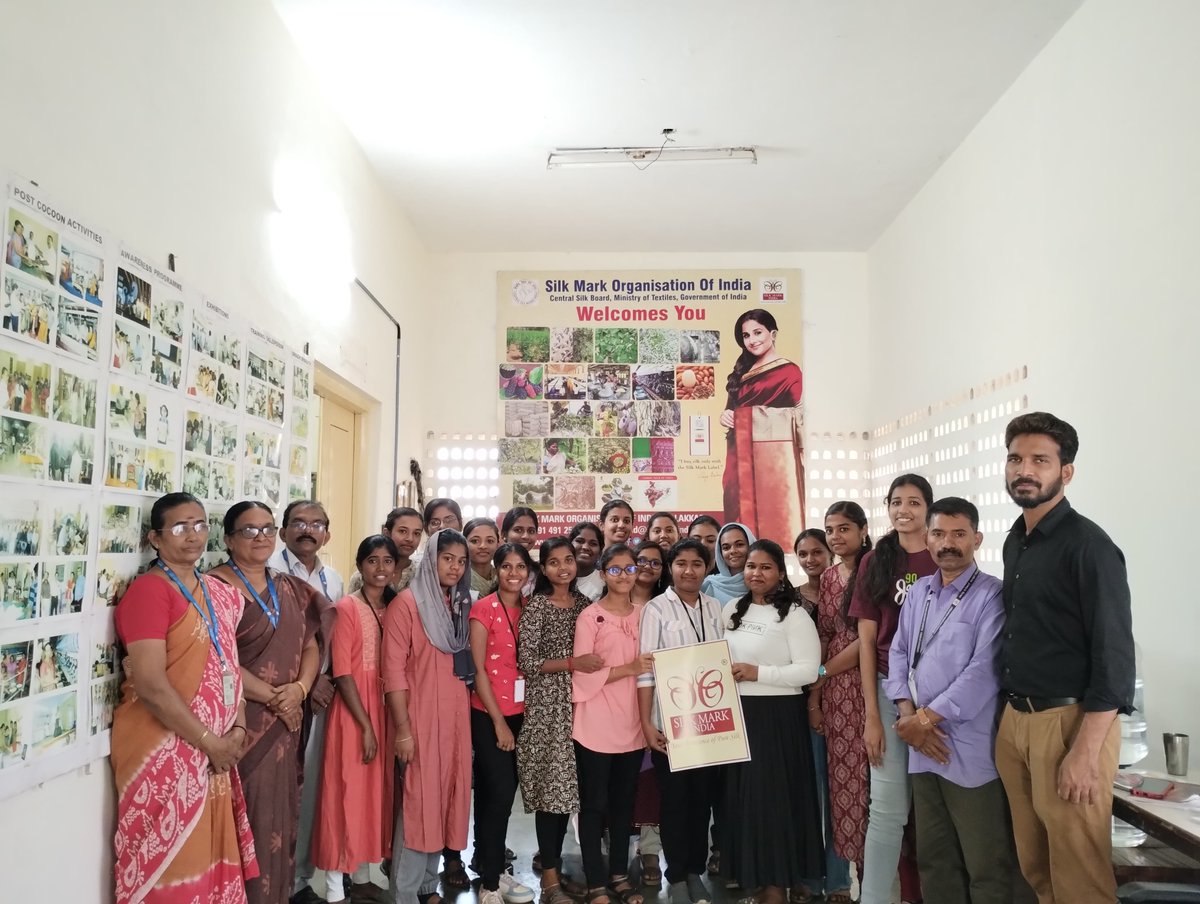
[
  {"left": 197, "top": 729, "right": 211, "bottom": 746},
  {"left": 230, "top": 725, "right": 246, "bottom": 735},
  {"left": 295, "top": 679, "right": 308, "bottom": 697}
]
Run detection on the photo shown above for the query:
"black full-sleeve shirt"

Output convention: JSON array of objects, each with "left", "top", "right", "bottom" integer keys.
[{"left": 1000, "top": 497, "right": 1135, "bottom": 713}]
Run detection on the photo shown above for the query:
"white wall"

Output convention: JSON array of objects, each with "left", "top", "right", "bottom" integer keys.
[
  {"left": 425, "top": 251, "right": 871, "bottom": 438},
  {"left": 0, "top": 2, "right": 429, "bottom": 899},
  {"left": 867, "top": 0, "right": 1200, "bottom": 767}
]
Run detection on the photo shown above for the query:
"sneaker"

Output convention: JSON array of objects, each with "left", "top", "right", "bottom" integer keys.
[
  {"left": 669, "top": 881, "right": 690, "bottom": 904},
  {"left": 498, "top": 873, "right": 536, "bottom": 904},
  {"left": 480, "top": 888, "right": 505, "bottom": 904},
  {"left": 685, "top": 875, "right": 711, "bottom": 904}
]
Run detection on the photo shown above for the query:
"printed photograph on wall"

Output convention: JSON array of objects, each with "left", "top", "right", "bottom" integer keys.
[
  {"left": 29, "top": 689, "right": 77, "bottom": 756},
  {"left": 0, "top": 703, "right": 26, "bottom": 768}
]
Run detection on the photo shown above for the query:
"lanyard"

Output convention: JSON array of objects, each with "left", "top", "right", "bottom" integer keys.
[
  {"left": 911, "top": 567, "right": 980, "bottom": 672},
  {"left": 283, "top": 549, "right": 330, "bottom": 600},
  {"left": 229, "top": 561, "right": 280, "bottom": 629},
  {"left": 358, "top": 591, "right": 385, "bottom": 637},
  {"left": 673, "top": 592, "right": 706, "bottom": 643},
  {"left": 159, "top": 561, "right": 227, "bottom": 669},
  {"left": 497, "top": 595, "right": 520, "bottom": 642}
]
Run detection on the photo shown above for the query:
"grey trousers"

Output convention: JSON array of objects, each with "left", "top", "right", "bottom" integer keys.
[
  {"left": 912, "top": 772, "right": 1012, "bottom": 904},
  {"left": 293, "top": 709, "right": 329, "bottom": 894},
  {"left": 389, "top": 797, "right": 441, "bottom": 904}
]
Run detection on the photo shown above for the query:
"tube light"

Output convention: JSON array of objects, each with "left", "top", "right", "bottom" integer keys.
[{"left": 546, "top": 146, "right": 757, "bottom": 169}]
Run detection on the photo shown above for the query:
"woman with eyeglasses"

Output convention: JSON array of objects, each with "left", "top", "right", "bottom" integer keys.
[
  {"left": 206, "top": 501, "right": 330, "bottom": 904},
  {"left": 573, "top": 544, "right": 656, "bottom": 904},
  {"left": 112, "top": 492, "right": 258, "bottom": 904},
  {"left": 517, "top": 537, "right": 598, "bottom": 904}
]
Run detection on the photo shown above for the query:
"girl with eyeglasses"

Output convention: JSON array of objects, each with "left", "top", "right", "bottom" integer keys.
[
  {"left": 112, "top": 492, "right": 257, "bottom": 904},
  {"left": 312, "top": 535, "right": 400, "bottom": 903},
  {"left": 517, "top": 538, "right": 598, "bottom": 904},
  {"left": 630, "top": 539, "right": 667, "bottom": 606},
  {"left": 206, "top": 501, "right": 332, "bottom": 904},
  {"left": 572, "top": 544, "right": 656, "bottom": 904}
]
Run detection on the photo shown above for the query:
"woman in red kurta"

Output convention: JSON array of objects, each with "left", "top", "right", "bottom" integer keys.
[
  {"left": 719, "top": 308, "right": 804, "bottom": 529},
  {"left": 384, "top": 530, "right": 474, "bottom": 904},
  {"left": 311, "top": 536, "right": 397, "bottom": 903}
]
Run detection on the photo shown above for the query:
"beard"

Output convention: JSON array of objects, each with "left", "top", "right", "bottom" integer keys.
[{"left": 1006, "top": 475, "right": 1064, "bottom": 509}]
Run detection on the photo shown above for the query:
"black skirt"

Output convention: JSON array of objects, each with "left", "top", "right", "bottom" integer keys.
[{"left": 720, "top": 693, "right": 824, "bottom": 888}]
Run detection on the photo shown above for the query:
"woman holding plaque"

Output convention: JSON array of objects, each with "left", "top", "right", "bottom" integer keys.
[
  {"left": 207, "top": 501, "right": 329, "bottom": 904},
  {"left": 638, "top": 539, "right": 724, "bottom": 904},
  {"left": 720, "top": 539, "right": 823, "bottom": 904},
  {"left": 112, "top": 492, "right": 258, "bottom": 904}
]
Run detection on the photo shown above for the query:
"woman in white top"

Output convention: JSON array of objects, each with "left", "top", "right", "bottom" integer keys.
[{"left": 720, "top": 539, "right": 824, "bottom": 904}]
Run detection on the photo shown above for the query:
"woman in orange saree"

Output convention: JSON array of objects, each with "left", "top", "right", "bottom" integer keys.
[{"left": 112, "top": 492, "right": 258, "bottom": 904}]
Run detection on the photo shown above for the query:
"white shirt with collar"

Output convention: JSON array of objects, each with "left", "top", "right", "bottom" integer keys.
[{"left": 268, "top": 548, "right": 344, "bottom": 602}]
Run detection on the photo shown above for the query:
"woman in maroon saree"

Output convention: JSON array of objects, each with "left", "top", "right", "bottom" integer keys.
[
  {"left": 720, "top": 309, "right": 804, "bottom": 539},
  {"left": 208, "top": 501, "right": 330, "bottom": 904}
]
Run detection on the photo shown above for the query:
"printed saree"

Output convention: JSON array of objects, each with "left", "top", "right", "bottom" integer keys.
[{"left": 112, "top": 576, "right": 258, "bottom": 904}]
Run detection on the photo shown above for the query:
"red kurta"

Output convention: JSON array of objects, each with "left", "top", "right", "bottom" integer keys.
[{"left": 382, "top": 589, "right": 472, "bottom": 854}]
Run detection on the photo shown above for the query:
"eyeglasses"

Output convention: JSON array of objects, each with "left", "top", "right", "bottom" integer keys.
[
  {"left": 290, "top": 520, "right": 327, "bottom": 533},
  {"left": 163, "top": 521, "right": 209, "bottom": 537},
  {"left": 235, "top": 525, "right": 279, "bottom": 540},
  {"left": 428, "top": 518, "right": 461, "bottom": 530},
  {"left": 636, "top": 557, "right": 663, "bottom": 570},
  {"left": 605, "top": 564, "right": 640, "bottom": 576}
]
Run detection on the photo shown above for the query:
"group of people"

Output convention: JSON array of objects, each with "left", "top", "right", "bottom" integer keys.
[{"left": 111, "top": 411, "right": 1133, "bottom": 904}]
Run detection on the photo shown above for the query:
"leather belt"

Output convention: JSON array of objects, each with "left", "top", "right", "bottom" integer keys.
[{"left": 1004, "top": 693, "right": 1081, "bottom": 713}]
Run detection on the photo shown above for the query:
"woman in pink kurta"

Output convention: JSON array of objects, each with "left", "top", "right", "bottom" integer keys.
[
  {"left": 311, "top": 536, "right": 396, "bottom": 903},
  {"left": 383, "top": 530, "right": 474, "bottom": 904},
  {"left": 572, "top": 544, "right": 654, "bottom": 904}
]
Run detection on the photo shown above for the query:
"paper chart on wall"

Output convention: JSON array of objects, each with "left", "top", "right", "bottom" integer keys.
[
  {"left": 186, "top": 297, "right": 244, "bottom": 413},
  {"left": 240, "top": 324, "right": 288, "bottom": 509},
  {"left": 287, "top": 348, "right": 314, "bottom": 501},
  {"left": 111, "top": 247, "right": 188, "bottom": 392}
]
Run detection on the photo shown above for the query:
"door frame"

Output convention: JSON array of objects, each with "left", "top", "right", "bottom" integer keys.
[{"left": 313, "top": 362, "right": 377, "bottom": 562}]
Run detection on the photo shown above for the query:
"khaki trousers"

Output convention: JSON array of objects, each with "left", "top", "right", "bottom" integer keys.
[{"left": 994, "top": 703, "right": 1119, "bottom": 904}]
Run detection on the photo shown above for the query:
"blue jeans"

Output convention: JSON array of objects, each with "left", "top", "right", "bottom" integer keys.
[
  {"left": 860, "top": 676, "right": 912, "bottom": 904},
  {"left": 801, "top": 728, "right": 852, "bottom": 894}
]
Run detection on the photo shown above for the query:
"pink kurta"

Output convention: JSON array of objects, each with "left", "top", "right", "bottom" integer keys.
[
  {"left": 572, "top": 601, "right": 644, "bottom": 753},
  {"left": 311, "top": 595, "right": 394, "bottom": 872},
  {"left": 382, "top": 589, "right": 471, "bottom": 854}
]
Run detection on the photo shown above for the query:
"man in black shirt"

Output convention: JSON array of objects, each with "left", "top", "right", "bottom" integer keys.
[{"left": 995, "top": 412, "right": 1134, "bottom": 903}]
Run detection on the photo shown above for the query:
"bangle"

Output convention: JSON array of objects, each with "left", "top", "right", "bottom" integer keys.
[
  {"left": 295, "top": 679, "right": 308, "bottom": 697},
  {"left": 197, "top": 729, "right": 211, "bottom": 746},
  {"left": 230, "top": 725, "right": 246, "bottom": 735}
]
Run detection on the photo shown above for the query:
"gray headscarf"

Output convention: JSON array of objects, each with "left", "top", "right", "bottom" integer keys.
[{"left": 409, "top": 529, "right": 474, "bottom": 683}]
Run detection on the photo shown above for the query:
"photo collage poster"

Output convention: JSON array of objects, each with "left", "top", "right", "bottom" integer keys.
[
  {"left": 496, "top": 270, "right": 805, "bottom": 540},
  {"left": 0, "top": 174, "right": 318, "bottom": 798}
]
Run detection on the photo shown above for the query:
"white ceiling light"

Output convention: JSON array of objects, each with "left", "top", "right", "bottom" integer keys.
[{"left": 547, "top": 146, "right": 757, "bottom": 169}]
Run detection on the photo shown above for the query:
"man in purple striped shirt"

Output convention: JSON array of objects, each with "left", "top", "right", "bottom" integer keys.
[{"left": 884, "top": 497, "right": 1012, "bottom": 903}]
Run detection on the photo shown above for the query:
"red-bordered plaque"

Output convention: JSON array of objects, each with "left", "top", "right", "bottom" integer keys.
[{"left": 653, "top": 639, "right": 751, "bottom": 771}]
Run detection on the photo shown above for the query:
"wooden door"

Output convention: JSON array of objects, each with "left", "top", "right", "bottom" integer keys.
[{"left": 317, "top": 395, "right": 357, "bottom": 582}]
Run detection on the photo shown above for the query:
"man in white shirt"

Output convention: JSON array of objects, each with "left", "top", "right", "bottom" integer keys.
[{"left": 271, "top": 499, "right": 344, "bottom": 904}]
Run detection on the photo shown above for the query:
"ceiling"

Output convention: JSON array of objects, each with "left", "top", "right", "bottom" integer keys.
[{"left": 273, "top": 0, "right": 1082, "bottom": 253}]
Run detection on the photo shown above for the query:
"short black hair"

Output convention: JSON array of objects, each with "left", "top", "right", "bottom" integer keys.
[
  {"left": 383, "top": 506, "right": 421, "bottom": 532},
  {"left": 927, "top": 496, "right": 980, "bottom": 531},
  {"left": 1005, "top": 412, "right": 1079, "bottom": 465},
  {"left": 665, "top": 537, "right": 713, "bottom": 570},
  {"left": 281, "top": 499, "right": 328, "bottom": 528},
  {"left": 355, "top": 534, "right": 400, "bottom": 569}
]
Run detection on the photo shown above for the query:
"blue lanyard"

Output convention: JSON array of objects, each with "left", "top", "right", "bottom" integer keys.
[
  {"left": 283, "top": 549, "right": 330, "bottom": 600},
  {"left": 158, "top": 561, "right": 227, "bottom": 667},
  {"left": 229, "top": 561, "right": 280, "bottom": 629}
]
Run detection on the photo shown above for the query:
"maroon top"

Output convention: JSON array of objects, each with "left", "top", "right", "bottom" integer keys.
[{"left": 847, "top": 547, "right": 937, "bottom": 676}]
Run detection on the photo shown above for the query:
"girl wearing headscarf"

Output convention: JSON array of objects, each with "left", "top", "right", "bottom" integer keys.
[
  {"left": 383, "top": 530, "right": 474, "bottom": 904},
  {"left": 700, "top": 522, "right": 757, "bottom": 604}
]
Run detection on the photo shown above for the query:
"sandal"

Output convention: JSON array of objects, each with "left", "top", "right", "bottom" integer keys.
[
  {"left": 540, "top": 885, "right": 574, "bottom": 904},
  {"left": 585, "top": 889, "right": 612, "bottom": 904},
  {"left": 441, "top": 859, "right": 471, "bottom": 889},
  {"left": 788, "top": 888, "right": 815, "bottom": 904},
  {"left": 640, "top": 854, "right": 662, "bottom": 886},
  {"left": 826, "top": 894, "right": 855, "bottom": 904},
  {"left": 560, "top": 875, "right": 588, "bottom": 897},
  {"left": 608, "top": 876, "right": 643, "bottom": 904}
]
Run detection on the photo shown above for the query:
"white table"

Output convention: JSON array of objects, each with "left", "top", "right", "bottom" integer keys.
[{"left": 1114, "top": 769, "right": 1200, "bottom": 861}]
